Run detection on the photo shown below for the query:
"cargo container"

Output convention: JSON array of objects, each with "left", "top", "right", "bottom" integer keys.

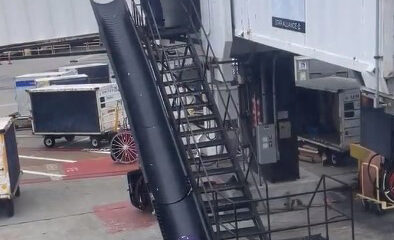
[
  {"left": 35, "top": 74, "right": 88, "bottom": 88},
  {"left": 0, "top": 117, "right": 21, "bottom": 217},
  {"left": 59, "top": 63, "right": 110, "bottom": 84},
  {"left": 14, "top": 71, "right": 77, "bottom": 117},
  {"left": 28, "top": 83, "right": 122, "bottom": 148},
  {"left": 296, "top": 77, "right": 361, "bottom": 164}
]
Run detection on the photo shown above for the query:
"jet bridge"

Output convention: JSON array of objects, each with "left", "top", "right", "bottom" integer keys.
[{"left": 204, "top": 0, "right": 394, "bottom": 110}]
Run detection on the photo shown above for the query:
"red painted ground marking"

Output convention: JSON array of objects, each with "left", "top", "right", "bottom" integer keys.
[
  {"left": 93, "top": 201, "right": 156, "bottom": 234},
  {"left": 63, "top": 157, "right": 139, "bottom": 180}
]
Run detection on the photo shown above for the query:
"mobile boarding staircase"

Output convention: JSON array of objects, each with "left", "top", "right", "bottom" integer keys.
[{"left": 112, "top": 0, "right": 356, "bottom": 239}]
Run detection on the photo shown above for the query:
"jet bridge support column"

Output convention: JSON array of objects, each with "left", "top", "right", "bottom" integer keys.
[
  {"left": 239, "top": 53, "right": 299, "bottom": 182},
  {"left": 91, "top": 0, "right": 211, "bottom": 239},
  {"left": 260, "top": 53, "right": 299, "bottom": 182}
]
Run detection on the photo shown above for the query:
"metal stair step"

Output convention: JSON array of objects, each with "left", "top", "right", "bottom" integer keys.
[
  {"left": 204, "top": 196, "right": 250, "bottom": 213},
  {"left": 193, "top": 166, "right": 235, "bottom": 177},
  {"left": 219, "top": 228, "right": 325, "bottom": 240},
  {"left": 131, "top": 13, "right": 269, "bottom": 240},
  {"left": 162, "top": 77, "right": 202, "bottom": 86},
  {"left": 199, "top": 182, "right": 244, "bottom": 193},
  {"left": 161, "top": 65, "right": 198, "bottom": 73},
  {"left": 209, "top": 211, "right": 254, "bottom": 224},
  {"left": 178, "top": 114, "right": 216, "bottom": 124},
  {"left": 160, "top": 43, "right": 189, "bottom": 50},
  {"left": 167, "top": 90, "right": 205, "bottom": 99},
  {"left": 219, "top": 226, "right": 262, "bottom": 239},
  {"left": 165, "top": 55, "right": 193, "bottom": 61},
  {"left": 188, "top": 153, "right": 231, "bottom": 164},
  {"left": 281, "top": 235, "right": 326, "bottom": 240},
  {"left": 186, "top": 139, "right": 223, "bottom": 149},
  {"left": 171, "top": 102, "right": 211, "bottom": 111},
  {"left": 155, "top": 54, "right": 193, "bottom": 62},
  {"left": 180, "top": 126, "right": 221, "bottom": 137}
]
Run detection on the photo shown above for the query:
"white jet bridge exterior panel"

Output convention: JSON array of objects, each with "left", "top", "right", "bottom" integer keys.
[
  {"left": 231, "top": 0, "right": 394, "bottom": 83},
  {"left": 0, "top": 0, "right": 99, "bottom": 47}
]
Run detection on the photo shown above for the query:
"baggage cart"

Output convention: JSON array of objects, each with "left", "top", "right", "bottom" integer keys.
[
  {"left": 28, "top": 83, "right": 123, "bottom": 148},
  {"left": 0, "top": 117, "right": 21, "bottom": 217},
  {"left": 350, "top": 144, "right": 394, "bottom": 215}
]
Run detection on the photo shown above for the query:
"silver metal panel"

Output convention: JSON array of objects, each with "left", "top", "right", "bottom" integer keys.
[
  {"left": 294, "top": 57, "right": 357, "bottom": 81},
  {"left": 295, "top": 77, "right": 361, "bottom": 93},
  {"left": 256, "top": 124, "right": 277, "bottom": 164},
  {"left": 343, "top": 119, "right": 360, "bottom": 129},
  {"left": 278, "top": 121, "right": 291, "bottom": 139}
]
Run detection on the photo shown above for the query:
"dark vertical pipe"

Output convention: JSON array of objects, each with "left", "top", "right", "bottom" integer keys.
[
  {"left": 90, "top": 0, "right": 210, "bottom": 239},
  {"left": 260, "top": 56, "right": 273, "bottom": 124}
]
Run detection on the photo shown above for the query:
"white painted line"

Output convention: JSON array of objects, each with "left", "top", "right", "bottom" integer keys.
[
  {"left": 22, "top": 170, "right": 66, "bottom": 178},
  {"left": 82, "top": 148, "right": 111, "bottom": 154},
  {"left": 19, "top": 155, "right": 77, "bottom": 163},
  {"left": 16, "top": 135, "right": 35, "bottom": 138},
  {"left": 89, "top": 151, "right": 111, "bottom": 154},
  {"left": 0, "top": 103, "right": 17, "bottom": 107}
]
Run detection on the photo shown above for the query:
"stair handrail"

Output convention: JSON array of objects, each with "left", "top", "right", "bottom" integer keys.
[
  {"left": 180, "top": 0, "right": 270, "bottom": 218},
  {"left": 129, "top": 2, "right": 273, "bottom": 239},
  {"left": 129, "top": 1, "right": 241, "bottom": 233}
]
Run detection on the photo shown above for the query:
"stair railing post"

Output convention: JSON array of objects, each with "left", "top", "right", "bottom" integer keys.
[
  {"left": 323, "top": 177, "right": 329, "bottom": 239},
  {"left": 307, "top": 207, "right": 312, "bottom": 238},
  {"left": 234, "top": 202, "right": 239, "bottom": 240},
  {"left": 350, "top": 185, "right": 355, "bottom": 240}
]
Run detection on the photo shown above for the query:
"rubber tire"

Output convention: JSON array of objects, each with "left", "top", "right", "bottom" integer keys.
[
  {"left": 90, "top": 136, "right": 101, "bottom": 148},
  {"left": 361, "top": 199, "right": 370, "bottom": 211},
  {"left": 129, "top": 174, "right": 152, "bottom": 212},
  {"left": 321, "top": 151, "right": 330, "bottom": 166},
  {"left": 65, "top": 135, "right": 75, "bottom": 142},
  {"left": 15, "top": 187, "right": 20, "bottom": 197},
  {"left": 110, "top": 152, "right": 117, "bottom": 162},
  {"left": 43, "top": 136, "right": 56, "bottom": 148},
  {"left": 374, "top": 204, "right": 385, "bottom": 216},
  {"left": 6, "top": 199, "right": 14, "bottom": 217},
  {"left": 330, "top": 152, "right": 344, "bottom": 166}
]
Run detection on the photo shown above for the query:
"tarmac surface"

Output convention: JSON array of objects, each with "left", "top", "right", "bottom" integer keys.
[
  {"left": 0, "top": 130, "right": 161, "bottom": 240},
  {"left": 0, "top": 56, "right": 393, "bottom": 240},
  {"left": 0, "top": 55, "right": 161, "bottom": 240}
]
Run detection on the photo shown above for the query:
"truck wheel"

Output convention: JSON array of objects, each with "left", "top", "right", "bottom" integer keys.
[
  {"left": 15, "top": 187, "right": 20, "bottom": 197},
  {"left": 374, "top": 204, "right": 385, "bottom": 216},
  {"left": 128, "top": 171, "right": 152, "bottom": 212},
  {"left": 321, "top": 151, "right": 330, "bottom": 166},
  {"left": 44, "top": 136, "right": 56, "bottom": 148},
  {"left": 330, "top": 152, "right": 343, "bottom": 166},
  {"left": 90, "top": 136, "right": 101, "bottom": 148},
  {"left": 361, "top": 199, "right": 370, "bottom": 211},
  {"left": 65, "top": 135, "right": 75, "bottom": 142},
  {"left": 6, "top": 199, "right": 14, "bottom": 217}
]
